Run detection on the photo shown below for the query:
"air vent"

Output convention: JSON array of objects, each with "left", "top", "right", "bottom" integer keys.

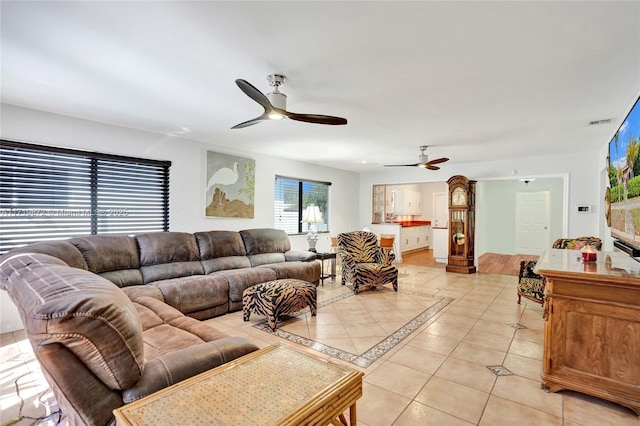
[{"left": 589, "top": 118, "right": 612, "bottom": 126}]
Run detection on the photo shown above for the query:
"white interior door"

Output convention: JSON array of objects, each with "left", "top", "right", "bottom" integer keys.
[
  {"left": 433, "top": 192, "right": 448, "bottom": 228},
  {"left": 515, "top": 191, "right": 550, "bottom": 254}
]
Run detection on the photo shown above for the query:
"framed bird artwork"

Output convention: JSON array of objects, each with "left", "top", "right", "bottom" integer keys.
[{"left": 205, "top": 151, "right": 255, "bottom": 218}]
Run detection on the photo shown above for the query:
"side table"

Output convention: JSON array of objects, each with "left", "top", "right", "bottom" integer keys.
[{"left": 315, "top": 252, "right": 337, "bottom": 285}]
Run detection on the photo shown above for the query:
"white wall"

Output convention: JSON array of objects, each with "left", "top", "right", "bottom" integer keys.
[
  {"left": 477, "top": 177, "right": 566, "bottom": 255},
  {"left": 599, "top": 124, "right": 617, "bottom": 252},
  {"left": 0, "top": 104, "right": 361, "bottom": 332}
]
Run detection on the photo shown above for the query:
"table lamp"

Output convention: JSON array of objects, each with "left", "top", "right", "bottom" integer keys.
[{"left": 301, "top": 204, "right": 324, "bottom": 252}]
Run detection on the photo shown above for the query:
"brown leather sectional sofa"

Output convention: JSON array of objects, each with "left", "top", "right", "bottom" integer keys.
[{"left": 0, "top": 228, "right": 321, "bottom": 425}]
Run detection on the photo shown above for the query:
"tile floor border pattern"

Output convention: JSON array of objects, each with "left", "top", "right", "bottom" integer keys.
[{"left": 252, "top": 290, "right": 454, "bottom": 368}]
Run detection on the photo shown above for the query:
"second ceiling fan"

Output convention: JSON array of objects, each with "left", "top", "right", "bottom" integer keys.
[
  {"left": 384, "top": 146, "right": 449, "bottom": 170},
  {"left": 231, "top": 74, "right": 347, "bottom": 129}
]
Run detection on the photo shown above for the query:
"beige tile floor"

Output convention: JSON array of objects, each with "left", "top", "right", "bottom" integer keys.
[{"left": 1, "top": 264, "right": 639, "bottom": 425}]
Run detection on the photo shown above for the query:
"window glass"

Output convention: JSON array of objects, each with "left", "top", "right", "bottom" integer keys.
[{"left": 274, "top": 176, "right": 330, "bottom": 234}]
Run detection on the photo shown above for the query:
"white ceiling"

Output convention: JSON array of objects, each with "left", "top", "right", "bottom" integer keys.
[{"left": 2, "top": 1, "right": 639, "bottom": 172}]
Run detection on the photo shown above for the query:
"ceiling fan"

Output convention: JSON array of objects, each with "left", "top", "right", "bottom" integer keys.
[
  {"left": 384, "top": 146, "right": 449, "bottom": 170},
  {"left": 231, "top": 74, "right": 348, "bottom": 129}
]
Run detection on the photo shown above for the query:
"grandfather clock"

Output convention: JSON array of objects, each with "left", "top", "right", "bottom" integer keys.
[{"left": 446, "top": 175, "right": 477, "bottom": 274}]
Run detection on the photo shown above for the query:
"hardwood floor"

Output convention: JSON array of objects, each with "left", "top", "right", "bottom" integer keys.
[
  {"left": 478, "top": 252, "right": 539, "bottom": 276},
  {"left": 401, "top": 249, "right": 539, "bottom": 276},
  {"left": 400, "top": 249, "right": 440, "bottom": 267}
]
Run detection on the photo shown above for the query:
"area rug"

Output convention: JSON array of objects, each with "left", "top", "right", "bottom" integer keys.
[{"left": 252, "top": 290, "right": 453, "bottom": 368}]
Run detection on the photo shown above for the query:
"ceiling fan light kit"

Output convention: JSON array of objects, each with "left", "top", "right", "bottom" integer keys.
[
  {"left": 231, "top": 74, "right": 347, "bottom": 129},
  {"left": 266, "top": 74, "right": 287, "bottom": 110}
]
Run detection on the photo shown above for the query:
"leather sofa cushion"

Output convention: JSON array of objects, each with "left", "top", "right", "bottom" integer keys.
[
  {"left": 99, "top": 269, "right": 144, "bottom": 287},
  {"left": 140, "top": 261, "right": 204, "bottom": 284},
  {"left": 136, "top": 232, "right": 201, "bottom": 265},
  {"left": 69, "top": 235, "right": 144, "bottom": 286},
  {"left": 217, "top": 267, "right": 278, "bottom": 304},
  {"left": 247, "top": 252, "right": 286, "bottom": 267},
  {"left": 259, "top": 261, "right": 321, "bottom": 283},
  {"left": 124, "top": 292, "right": 229, "bottom": 347},
  {"left": 69, "top": 235, "right": 140, "bottom": 272},
  {"left": 285, "top": 251, "right": 317, "bottom": 261},
  {"left": 137, "top": 232, "right": 204, "bottom": 283},
  {"left": 151, "top": 274, "right": 229, "bottom": 315},
  {"left": 0, "top": 253, "right": 144, "bottom": 390},
  {"left": 195, "top": 230, "right": 247, "bottom": 259},
  {"left": 126, "top": 294, "right": 232, "bottom": 360},
  {"left": 200, "top": 256, "right": 252, "bottom": 274},
  {"left": 141, "top": 316, "right": 231, "bottom": 360},
  {"left": 240, "top": 228, "right": 291, "bottom": 255},
  {"left": 122, "top": 285, "right": 165, "bottom": 304},
  {"left": 142, "top": 324, "right": 210, "bottom": 360},
  {"left": 4, "top": 241, "right": 88, "bottom": 270},
  {"left": 195, "top": 230, "right": 251, "bottom": 273},
  {"left": 122, "top": 337, "right": 258, "bottom": 404}
]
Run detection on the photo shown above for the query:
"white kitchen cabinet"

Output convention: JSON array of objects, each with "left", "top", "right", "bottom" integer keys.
[
  {"left": 400, "top": 225, "right": 430, "bottom": 252},
  {"left": 393, "top": 190, "right": 422, "bottom": 215},
  {"left": 405, "top": 190, "right": 422, "bottom": 215},
  {"left": 400, "top": 226, "right": 415, "bottom": 252},
  {"left": 392, "top": 189, "right": 404, "bottom": 215}
]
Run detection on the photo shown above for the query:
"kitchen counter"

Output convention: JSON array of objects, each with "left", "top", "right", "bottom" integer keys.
[
  {"left": 397, "top": 221, "right": 431, "bottom": 227},
  {"left": 371, "top": 221, "right": 431, "bottom": 227}
]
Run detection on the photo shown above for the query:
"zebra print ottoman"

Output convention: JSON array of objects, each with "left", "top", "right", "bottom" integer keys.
[{"left": 242, "top": 279, "right": 317, "bottom": 331}]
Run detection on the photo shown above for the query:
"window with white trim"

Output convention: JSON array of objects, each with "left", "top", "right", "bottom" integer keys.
[
  {"left": 274, "top": 176, "right": 330, "bottom": 234},
  {"left": 0, "top": 140, "right": 170, "bottom": 254}
]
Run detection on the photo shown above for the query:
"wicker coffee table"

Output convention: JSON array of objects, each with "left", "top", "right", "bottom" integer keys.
[{"left": 113, "top": 344, "right": 364, "bottom": 425}]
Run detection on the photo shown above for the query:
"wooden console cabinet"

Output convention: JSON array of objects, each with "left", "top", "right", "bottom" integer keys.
[{"left": 535, "top": 249, "right": 640, "bottom": 415}]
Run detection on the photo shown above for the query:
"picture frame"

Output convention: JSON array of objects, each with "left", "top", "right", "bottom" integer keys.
[{"left": 205, "top": 151, "right": 255, "bottom": 218}]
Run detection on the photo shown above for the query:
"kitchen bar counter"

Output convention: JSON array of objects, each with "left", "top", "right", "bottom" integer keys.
[{"left": 370, "top": 221, "right": 431, "bottom": 227}]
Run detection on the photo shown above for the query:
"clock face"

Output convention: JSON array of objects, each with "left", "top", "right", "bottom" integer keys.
[{"left": 452, "top": 187, "right": 466, "bottom": 206}]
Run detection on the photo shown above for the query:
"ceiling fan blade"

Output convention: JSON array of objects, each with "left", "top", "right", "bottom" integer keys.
[
  {"left": 384, "top": 147, "right": 448, "bottom": 169},
  {"left": 286, "top": 112, "right": 347, "bottom": 126},
  {"left": 231, "top": 113, "right": 269, "bottom": 129},
  {"left": 233, "top": 76, "right": 347, "bottom": 127},
  {"left": 235, "top": 79, "right": 273, "bottom": 112},
  {"left": 427, "top": 157, "right": 449, "bottom": 166}
]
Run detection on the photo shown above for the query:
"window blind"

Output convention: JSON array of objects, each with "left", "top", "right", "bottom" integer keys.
[{"left": 0, "top": 140, "right": 170, "bottom": 254}]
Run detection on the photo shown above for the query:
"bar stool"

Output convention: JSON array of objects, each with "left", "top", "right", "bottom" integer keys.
[{"left": 379, "top": 234, "right": 396, "bottom": 255}]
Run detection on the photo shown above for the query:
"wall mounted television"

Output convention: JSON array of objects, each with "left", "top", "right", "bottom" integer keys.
[{"left": 608, "top": 95, "right": 640, "bottom": 256}]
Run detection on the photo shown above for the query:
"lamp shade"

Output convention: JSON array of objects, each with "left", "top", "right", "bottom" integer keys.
[{"left": 301, "top": 204, "right": 324, "bottom": 224}]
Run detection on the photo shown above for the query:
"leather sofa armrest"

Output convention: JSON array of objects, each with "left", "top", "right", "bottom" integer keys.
[
  {"left": 122, "top": 337, "right": 258, "bottom": 403},
  {"left": 285, "top": 250, "right": 316, "bottom": 262}
]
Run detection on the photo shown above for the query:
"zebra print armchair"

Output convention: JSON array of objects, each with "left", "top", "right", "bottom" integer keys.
[
  {"left": 337, "top": 231, "right": 398, "bottom": 294},
  {"left": 517, "top": 236, "right": 602, "bottom": 305}
]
